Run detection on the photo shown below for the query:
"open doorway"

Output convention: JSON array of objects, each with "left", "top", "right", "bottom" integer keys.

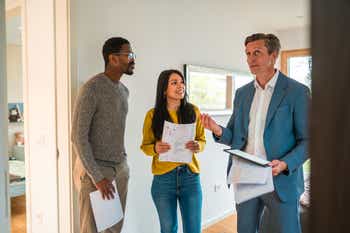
[
  {"left": 1, "top": 1, "right": 73, "bottom": 232},
  {"left": 5, "top": 3, "right": 26, "bottom": 233}
]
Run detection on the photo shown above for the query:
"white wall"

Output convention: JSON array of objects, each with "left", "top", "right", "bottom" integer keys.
[
  {"left": 6, "top": 44, "right": 23, "bottom": 102},
  {"left": 71, "top": 1, "right": 260, "bottom": 232},
  {"left": 6, "top": 14, "right": 21, "bottom": 45},
  {"left": 276, "top": 26, "right": 310, "bottom": 51},
  {"left": 274, "top": 26, "right": 310, "bottom": 70},
  {"left": 6, "top": 44, "right": 24, "bottom": 154}
]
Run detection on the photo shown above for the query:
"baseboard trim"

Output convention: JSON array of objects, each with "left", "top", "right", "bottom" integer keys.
[{"left": 202, "top": 209, "right": 236, "bottom": 229}]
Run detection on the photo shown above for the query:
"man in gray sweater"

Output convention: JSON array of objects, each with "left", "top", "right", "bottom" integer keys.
[{"left": 71, "top": 37, "right": 135, "bottom": 233}]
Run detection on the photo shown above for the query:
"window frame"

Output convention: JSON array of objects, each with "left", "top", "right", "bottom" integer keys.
[
  {"left": 184, "top": 64, "right": 233, "bottom": 115},
  {"left": 280, "top": 48, "right": 311, "bottom": 75},
  {"left": 184, "top": 64, "right": 253, "bottom": 115}
]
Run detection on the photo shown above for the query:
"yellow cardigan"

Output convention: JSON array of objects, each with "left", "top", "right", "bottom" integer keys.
[{"left": 140, "top": 106, "right": 206, "bottom": 175}]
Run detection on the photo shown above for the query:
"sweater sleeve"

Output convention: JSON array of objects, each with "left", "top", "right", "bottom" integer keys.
[
  {"left": 140, "top": 109, "right": 158, "bottom": 156},
  {"left": 194, "top": 107, "right": 206, "bottom": 152},
  {"left": 71, "top": 85, "right": 104, "bottom": 184}
]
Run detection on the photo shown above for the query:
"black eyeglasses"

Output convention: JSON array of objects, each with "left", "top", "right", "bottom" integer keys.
[{"left": 112, "top": 52, "right": 136, "bottom": 61}]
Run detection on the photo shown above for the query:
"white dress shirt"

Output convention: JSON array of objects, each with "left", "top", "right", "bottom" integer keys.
[{"left": 244, "top": 70, "right": 279, "bottom": 160}]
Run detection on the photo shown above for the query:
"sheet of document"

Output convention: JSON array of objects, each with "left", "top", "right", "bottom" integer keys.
[
  {"left": 225, "top": 152, "right": 275, "bottom": 204},
  {"left": 234, "top": 167, "right": 274, "bottom": 204},
  {"left": 159, "top": 120, "right": 196, "bottom": 163},
  {"left": 227, "top": 157, "right": 270, "bottom": 185},
  {"left": 89, "top": 181, "right": 123, "bottom": 232}
]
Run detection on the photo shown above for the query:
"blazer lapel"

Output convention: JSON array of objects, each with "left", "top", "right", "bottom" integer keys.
[
  {"left": 242, "top": 83, "right": 255, "bottom": 132},
  {"left": 264, "top": 73, "right": 288, "bottom": 131}
]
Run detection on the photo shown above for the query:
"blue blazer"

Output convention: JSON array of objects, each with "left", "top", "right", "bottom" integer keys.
[{"left": 214, "top": 72, "right": 310, "bottom": 202}]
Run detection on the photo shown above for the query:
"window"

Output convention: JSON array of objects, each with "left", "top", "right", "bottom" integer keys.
[
  {"left": 281, "top": 49, "right": 312, "bottom": 89},
  {"left": 184, "top": 64, "right": 253, "bottom": 115}
]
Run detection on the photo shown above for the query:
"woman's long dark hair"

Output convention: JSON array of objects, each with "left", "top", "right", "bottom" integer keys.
[{"left": 152, "top": 69, "right": 196, "bottom": 140}]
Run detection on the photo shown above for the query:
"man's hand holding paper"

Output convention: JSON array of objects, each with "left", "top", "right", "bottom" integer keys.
[
  {"left": 89, "top": 181, "right": 123, "bottom": 232},
  {"left": 269, "top": 159, "right": 288, "bottom": 176}
]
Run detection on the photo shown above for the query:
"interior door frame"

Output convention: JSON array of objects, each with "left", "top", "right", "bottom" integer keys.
[
  {"left": 55, "top": 0, "right": 75, "bottom": 232},
  {"left": 23, "top": 0, "right": 74, "bottom": 232}
]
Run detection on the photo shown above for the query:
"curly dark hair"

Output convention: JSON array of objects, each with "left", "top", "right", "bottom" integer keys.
[{"left": 102, "top": 37, "right": 130, "bottom": 68}]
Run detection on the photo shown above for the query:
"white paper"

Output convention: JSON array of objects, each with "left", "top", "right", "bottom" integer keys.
[
  {"left": 234, "top": 167, "right": 274, "bottom": 204},
  {"left": 89, "top": 181, "right": 123, "bottom": 232},
  {"left": 227, "top": 157, "right": 269, "bottom": 185},
  {"left": 226, "top": 155, "right": 274, "bottom": 204},
  {"left": 159, "top": 121, "right": 196, "bottom": 163}
]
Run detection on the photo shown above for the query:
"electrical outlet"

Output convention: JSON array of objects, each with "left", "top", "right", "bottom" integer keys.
[
  {"left": 214, "top": 184, "right": 221, "bottom": 192},
  {"left": 35, "top": 211, "right": 44, "bottom": 224}
]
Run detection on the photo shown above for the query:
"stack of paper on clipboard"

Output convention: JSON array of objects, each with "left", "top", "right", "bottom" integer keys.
[{"left": 224, "top": 149, "right": 275, "bottom": 204}]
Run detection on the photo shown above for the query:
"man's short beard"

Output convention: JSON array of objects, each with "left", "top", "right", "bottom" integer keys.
[
  {"left": 125, "top": 64, "right": 134, "bottom": 75},
  {"left": 125, "top": 68, "right": 133, "bottom": 75}
]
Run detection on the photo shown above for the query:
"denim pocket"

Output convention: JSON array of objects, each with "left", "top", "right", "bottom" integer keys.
[
  {"left": 185, "top": 166, "right": 199, "bottom": 176},
  {"left": 153, "top": 170, "right": 174, "bottom": 182}
]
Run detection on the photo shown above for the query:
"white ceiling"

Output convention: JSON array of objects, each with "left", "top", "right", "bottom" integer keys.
[
  {"left": 5, "top": 0, "right": 310, "bottom": 45},
  {"left": 234, "top": 0, "right": 310, "bottom": 31}
]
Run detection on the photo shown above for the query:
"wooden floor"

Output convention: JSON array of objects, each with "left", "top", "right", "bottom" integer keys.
[
  {"left": 10, "top": 195, "right": 235, "bottom": 233},
  {"left": 202, "top": 214, "right": 237, "bottom": 233},
  {"left": 11, "top": 195, "right": 26, "bottom": 233}
]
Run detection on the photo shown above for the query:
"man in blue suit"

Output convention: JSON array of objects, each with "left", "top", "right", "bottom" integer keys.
[{"left": 201, "top": 33, "right": 310, "bottom": 233}]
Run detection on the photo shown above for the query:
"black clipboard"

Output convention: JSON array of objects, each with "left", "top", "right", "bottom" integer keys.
[{"left": 224, "top": 149, "right": 270, "bottom": 167}]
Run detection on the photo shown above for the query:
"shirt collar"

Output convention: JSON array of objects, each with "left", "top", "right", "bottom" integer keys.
[{"left": 254, "top": 69, "right": 279, "bottom": 91}]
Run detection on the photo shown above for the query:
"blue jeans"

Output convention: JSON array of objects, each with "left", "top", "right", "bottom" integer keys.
[{"left": 151, "top": 165, "right": 202, "bottom": 233}]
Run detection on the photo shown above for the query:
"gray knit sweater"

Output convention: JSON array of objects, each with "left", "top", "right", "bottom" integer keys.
[{"left": 71, "top": 73, "right": 129, "bottom": 184}]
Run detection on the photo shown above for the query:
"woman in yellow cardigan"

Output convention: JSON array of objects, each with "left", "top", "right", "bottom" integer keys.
[{"left": 140, "top": 69, "right": 206, "bottom": 233}]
